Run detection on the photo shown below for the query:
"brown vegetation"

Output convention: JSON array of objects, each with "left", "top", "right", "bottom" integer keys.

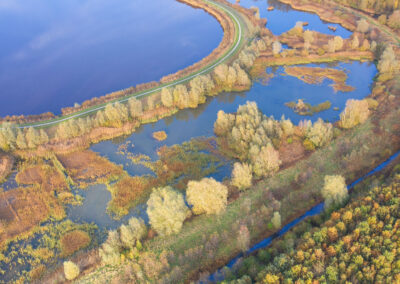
[
  {"left": 0, "top": 154, "right": 13, "bottom": 182},
  {"left": 152, "top": 131, "right": 168, "bottom": 141},
  {"left": 284, "top": 66, "right": 355, "bottom": 92},
  {"left": 60, "top": 230, "right": 91, "bottom": 257},
  {"left": 57, "top": 150, "right": 124, "bottom": 188}
]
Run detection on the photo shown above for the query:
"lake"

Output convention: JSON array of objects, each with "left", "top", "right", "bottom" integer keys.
[{"left": 0, "top": 0, "right": 222, "bottom": 116}]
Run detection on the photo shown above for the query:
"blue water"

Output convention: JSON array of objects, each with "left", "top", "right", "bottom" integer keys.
[
  {"left": 91, "top": 62, "right": 376, "bottom": 177},
  {"left": 208, "top": 150, "right": 400, "bottom": 282},
  {"left": 0, "top": 0, "right": 222, "bottom": 116},
  {"left": 229, "top": 0, "right": 352, "bottom": 37},
  {"left": 67, "top": 184, "right": 148, "bottom": 229}
]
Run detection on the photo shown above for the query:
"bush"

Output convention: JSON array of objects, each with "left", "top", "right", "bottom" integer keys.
[
  {"left": 231, "top": 162, "right": 253, "bottom": 191},
  {"left": 147, "top": 186, "right": 189, "bottom": 236},
  {"left": 339, "top": 99, "right": 370, "bottom": 129},
  {"left": 60, "top": 230, "right": 91, "bottom": 257},
  {"left": 186, "top": 178, "right": 228, "bottom": 215},
  {"left": 64, "top": 261, "right": 80, "bottom": 281},
  {"left": 321, "top": 175, "right": 348, "bottom": 209}
]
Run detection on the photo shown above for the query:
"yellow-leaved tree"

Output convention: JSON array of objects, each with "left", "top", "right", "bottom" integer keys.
[
  {"left": 147, "top": 186, "right": 189, "bottom": 236},
  {"left": 186, "top": 177, "right": 228, "bottom": 215}
]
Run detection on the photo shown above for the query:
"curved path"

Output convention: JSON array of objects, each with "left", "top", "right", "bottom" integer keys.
[{"left": 12, "top": 0, "right": 246, "bottom": 129}]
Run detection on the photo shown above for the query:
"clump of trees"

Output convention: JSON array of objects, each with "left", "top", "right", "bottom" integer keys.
[
  {"left": 0, "top": 124, "right": 49, "bottom": 151},
  {"left": 99, "top": 217, "right": 147, "bottom": 265},
  {"left": 321, "top": 175, "right": 348, "bottom": 209},
  {"left": 186, "top": 177, "right": 228, "bottom": 215},
  {"left": 339, "top": 99, "right": 370, "bottom": 129},
  {"left": 147, "top": 186, "right": 189, "bottom": 236},
  {"left": 214, "top": 101, "right": 284, "bottom": 177}
]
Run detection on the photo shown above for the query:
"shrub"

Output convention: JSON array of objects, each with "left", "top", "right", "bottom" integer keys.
[
  {"left": 64, "top": 261, "right": 80, "bottom": 281},
  {"left": 60, "top": 230, "right": 91, "bottom": 257},
  {"left": 147, "top": 186, "right": 189, "bottom": 236},
  {"left": 321, "top": 175, "right": 348, "bottom": 209},
  {"left": 339, "top": 99, "right": 370, "bottom": 129},
  {"left": 120, "top": 217, "right": 147, "bottom": 249},
  {"left": 187, "top": 178, "right": 228, "bottom": 215},
  {"left": 231, "top": 162, "right": 253, "bottom": 191}
]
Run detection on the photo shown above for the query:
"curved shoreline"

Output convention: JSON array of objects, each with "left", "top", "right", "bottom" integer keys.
[{"left": 0, "top": 0, "right": 246, "bottom": 128}]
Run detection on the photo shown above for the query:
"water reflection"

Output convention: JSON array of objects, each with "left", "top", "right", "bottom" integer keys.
[{"left": 0, "top": 0, "right": 222, "bottom": 116}]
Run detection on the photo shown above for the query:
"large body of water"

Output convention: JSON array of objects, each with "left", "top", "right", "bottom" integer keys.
[
  {"left": 65, "top": 0, "right": 378, "bottom": 229},
  {"left": 0, "top": 0, "right": 222, "bottom": 116}
]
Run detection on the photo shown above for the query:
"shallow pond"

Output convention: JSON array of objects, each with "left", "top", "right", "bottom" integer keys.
[
  {"left": 228, "top": 0, "right": 352, "bottom": 37},
  {"left": 65, "top": 0, "right": 373, "bottom": 231},
  {"left": 0, "top": 0, "right": 222, "bottom": 116},
  {"left": 91, "top": 61, "right": 376, "bottom": 176},
  {"left": 70, "top": 61, "right": 377, "bottom": 229}
]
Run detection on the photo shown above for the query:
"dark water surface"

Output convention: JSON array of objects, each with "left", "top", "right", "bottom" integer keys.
[
  {"left": 229, "top": 0, "right": 352, "bottom": 37},
  {"left": 0, "top": 0, "right": 222, "bottom": 116}
]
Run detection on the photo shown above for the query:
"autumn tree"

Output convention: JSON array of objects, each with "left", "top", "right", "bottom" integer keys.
[
  {"left": 272, "top": 41, "right": 282, "bottom": 55},
  {"left": 99, "top": 230, "right": 121, "bottom": 265},
  {"left": 173, "top": 84, "right": 189, "bottom": 109},
  {"left": 186, "top": 178, "right": 228, "bottom": 215},
  {"left": 147, "top": 186, "right": 189, "bottom": 236},
  {"left": 351, "top": 35, "right": 359, "bottom": 49},
  {"left": 128, "top": 97, "right": 143, "bottom": 118},
  {"left": 388, "top": 10, "right": 400, "bottom": 29},
  {"left": 271, "top": 212, "right": 281, "bottom": 229},
  {"left": 252, "top": 144, "right": 281, "bottom": 178},
  {"left": 16, "top": 129, "right": 27, "bottom": 149},
  {"left": 339, "top": 99, "right": 370, "bottom": 129},
  {"left": 64, "top": 261, "right": 80, "bottom": 280},
  {"left": 356, "top": 19, "right": 369, "bottom": 33},
  {"left": 306, "top": 118, "right": 333, "bottom": 148},
  {"left": 120, "top": 217, "right": 147, "bottom": 249},
  {"left": 321, "top": 175, "right": 348, "bottom": 209},
  {"left": 231, "top": 162, "right": 253, "bottom": 191},
  {"left": 377, "top": 45, "right": 398, "bottom": 73}
]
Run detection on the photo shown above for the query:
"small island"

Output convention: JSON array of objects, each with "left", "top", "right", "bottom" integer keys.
[
  {"left": 285, "top": 99, "right": 331, "bottom": 115},
  {"left": 152, "top": 131, "right": 168, "bottom": 141}
]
